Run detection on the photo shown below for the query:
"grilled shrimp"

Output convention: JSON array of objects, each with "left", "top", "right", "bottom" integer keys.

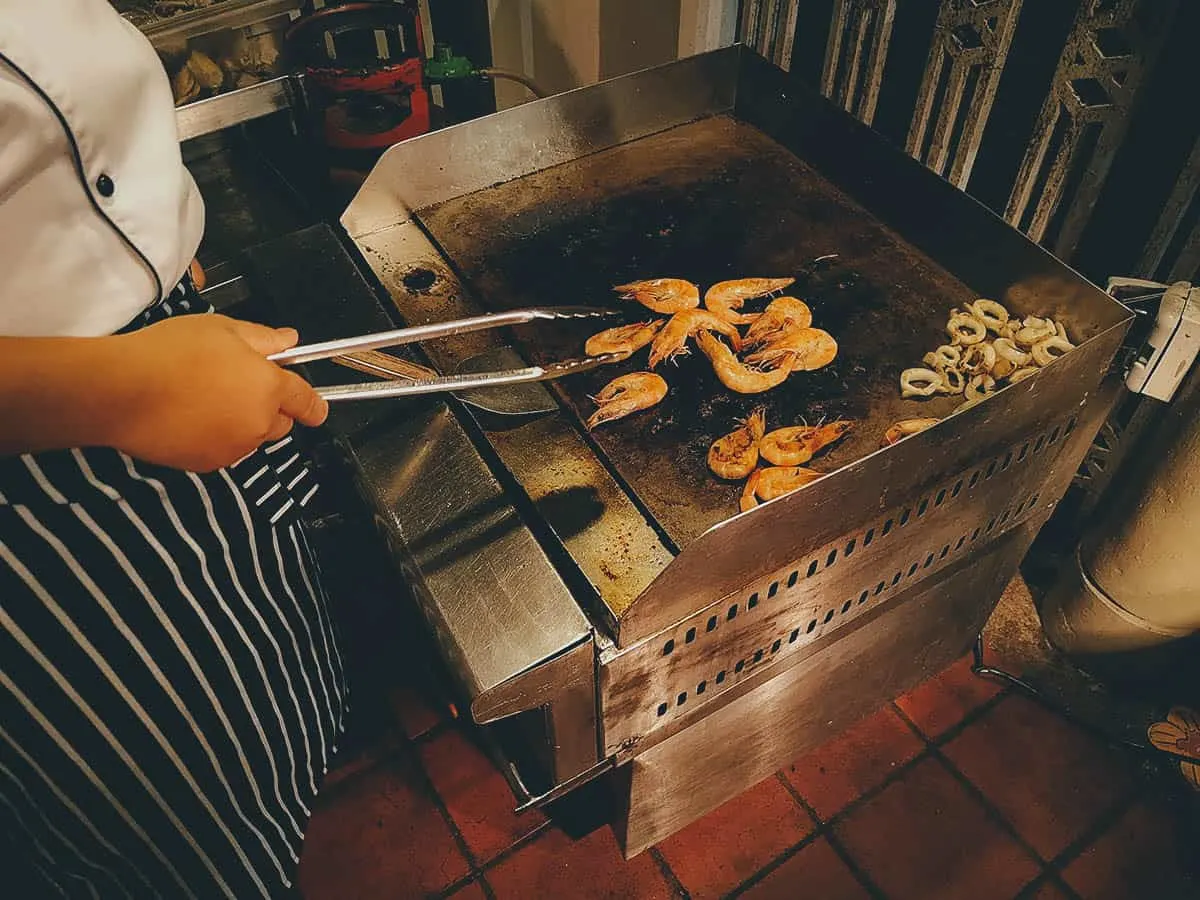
[
  {"left": 744, "top": 326, "right": 838, "bottom": 372},
  {"left": 704, "top": 277, "right": 795, "bottom": 325},
  {"left": 584, "top": 320, "right": 664, "bottom": 357},
  {"left": 696, "top": 331, "right": 793, "bottom": 394},
  {"left": 708, "top": 408, "right": 767, "bottom": 480},
  {"left": 755, "top": 465, "right": 825, "bottom": 501},
  {"left": 881, "top": 418, "right": 940, "bottom": 447},
  {"left": 744, "top": 296, "right": 813, "bottom": 346},
  {"left": 649, "top": 309, "right": 743, "bottom": 368},
  {"left": 613, "top": 278, "right": 700, "bottom": 314},
  {"left": 586, "top": 372, "right": 668, "bottom": 429},
  {"left": 759, "top": 420, "right": 853, "bottom": 466},
  {"left": 740, "top": 470, "right": 762, "bottom": 512}
]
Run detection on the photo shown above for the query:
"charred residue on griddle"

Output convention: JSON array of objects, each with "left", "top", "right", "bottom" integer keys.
[
  {"left": 417, "top": 116, "right": 979, "bottom": 545},
  {"left": 401, "top": 267, "right": 438, "bottom": 293}
]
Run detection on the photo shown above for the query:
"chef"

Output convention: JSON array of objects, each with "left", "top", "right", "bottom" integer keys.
[{"left": 0, "top": 2, "right": 347, "bottom": 897}]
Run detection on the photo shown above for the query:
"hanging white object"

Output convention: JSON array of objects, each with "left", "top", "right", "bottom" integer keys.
[{"left": 1108, "top": 277, "right": 1200, "bottom": 403}]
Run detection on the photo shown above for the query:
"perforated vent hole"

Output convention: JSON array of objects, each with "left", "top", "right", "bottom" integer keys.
[
  {"left": 956, "top": 536, "right": 966, "bottom": 550},
  {"left": 823, "top": 609, "right": 835, "bottom": 624},
  {"left": 935, "top": 489, "right": 947, "bottom": 506},
  {"left": 882, "top": 519, "right": 894, "bottom": 536},
  {"left": 753, "top": 649, "right": 764, "bottom": 663},
  {"left": 662, "top": 639, "right": 675, "bottom": 656},
  {"left": 697, "top": 680, "right": 707, "bottom": 695},
  {"left": 768, "top": 582, "right": 779, "bottom": 599},
  {"left": 864, "top": 527, "right": 875, "bottom": 546},
  {"left": 735, "top": 660, "right": 745, "bottom": 673},
  {"left": 807, "top": 560, "right": 819, "bottom": 577},
  {"left": 1000, "top": 451, "right": 1013, "bottom": 471},
  {"left": 892, "top": 571, "right": 903, "bottom": 586},
  {"left": 858, "top": 590, "right": 869, "bottom": 605},
  {"left": 806, "top": 619, "right": 817, "bottom": 633},
  {"left": 1065, "top": 417, "right": 1077, "bottom": 435},
  {"left": 917, "top": 498, "right": 929, "bottom": 517},
  {"left": 939, "top": 544, "right": 950, "bottom": 559},
  {"left": 826, "top": 548, "right": 838, "bottom": 567},
  {"left": 923, "top": 553, "right": 935, "bottom": 568},
  {"left": 1035, "top": 435, "right": 1046, "bottom": 453},
  {"left": 789, "top": 628, "right": 800, "bottom": 643},
  {"left": 986, "top": 460, "right": 998, "bottom": 478},
  {"left": 716, "top": 670, "right": 726, "bottom": 684},
  {"left": 748, "top": 593, "right": 759, "bottom": 609},
  {"left": 907, "top": 562, "right": 919, "bottom": 577},
  {"left": 952, "top": 480, "right": 963, "bottom": 497},
  {"left": 841, "top": 599, "right": 852, "bottom": 614},
  {"left": 986, "top": 517, "right": 997, "bottom": 533},
  {"left": 787, "top": 571, "right": 799, "bottom": 588},
  {"left": 900, "top": 509, "right": 911, "bottom": 526},
  {"left": 845, "top": 537, "right": 856, "bottom": 557},
  {"left": 970, "top": 471, "right": 981, "bottom": 488},
  {"left": 1018, "top": 442, "right": 1029, "bottom": 462},
  {"left": 971, "top": 527, "right": 981, "bottom": 541},
  {"left": 657, "top": 703, "right": 668, "bottom": 717},
  {"left": 685, "top": 627, "right": 697, "bottom": 644},
  {"left": 1048, "top": 426, "right": 1062, "bottom": 444},
  {"left": 707, "top": 616, "right": 718, "bottom": 632},
  {"left": 771, "top": 639, "right": 782, "bottom": 654},
  {"left": 875, "top": 581, "right": 885, "bottom": 595},
  {"left": 727, "top": 604, "right": 738, "bottom": 621},
  {"left": 677, "top": 692, "right": 687, "bottom": 706}
]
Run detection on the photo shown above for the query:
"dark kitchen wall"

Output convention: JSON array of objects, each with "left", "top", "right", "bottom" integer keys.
[{"left": 742, "top": 0, "right": 1200, "bottom": 287}]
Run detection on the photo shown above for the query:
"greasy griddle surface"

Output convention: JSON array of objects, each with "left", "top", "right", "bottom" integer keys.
[{"left": 418, "top": 116, "right": 973, "bottom": 547}]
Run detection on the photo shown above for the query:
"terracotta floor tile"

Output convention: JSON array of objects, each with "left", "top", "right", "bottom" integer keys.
[
  {"left": 784, "top": 706, "right": 925, "bottom": 820},
  {"left": 942, "top": 695, "right": 1132, "bottom": 860},
  {"left": 419, "top": 727, "right": 547, "bottom": 863},
  {"left": 487, "top": 826, "right": 673, "bottom": 900},
  {"left": 298, "top": 755, "right": 469, "bottom": 899},
  {"left": 896, "top": 654, "right": 1003, "bottom": 739},
  {"left": 739, "top": 838, "right": 871, "bottom": 900},
  {"left": 1063, "top": 801, "right": 1199, "bottom": 900},
  {"left": 834, "top": 757, "right": 1040, "bottom": 900},
  {"left": 658, "top": 776, "right": 815, "bottom": 899}
]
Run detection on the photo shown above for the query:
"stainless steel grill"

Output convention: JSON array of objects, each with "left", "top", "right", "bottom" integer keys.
[{"left": 328, "top": 46, "right": 1131, "bottom": 855}]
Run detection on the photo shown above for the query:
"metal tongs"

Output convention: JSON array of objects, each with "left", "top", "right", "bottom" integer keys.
[{"left": 268, "top": 307, "right": 627, "bottom": 402}]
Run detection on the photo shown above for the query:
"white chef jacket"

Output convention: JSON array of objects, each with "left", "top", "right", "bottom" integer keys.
[{"left": 0, "top": 0, "right": 205, "bottom": 337}]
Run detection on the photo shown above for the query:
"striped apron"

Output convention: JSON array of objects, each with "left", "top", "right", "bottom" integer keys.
[{"left": 0, "top": 279, "right": 348, "bottom": 898}]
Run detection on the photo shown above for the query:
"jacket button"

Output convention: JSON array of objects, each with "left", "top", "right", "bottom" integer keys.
[{"left": 96, "top": 174, "right": 115, "bottom": 197}]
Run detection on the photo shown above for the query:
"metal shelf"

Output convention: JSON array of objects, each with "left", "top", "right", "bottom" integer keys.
[
  {"left": 137, "top": 0, "right": 301, "bottom": 48},
  {"left": 175, "top": 74, "right": 299, "bottom": 142}
]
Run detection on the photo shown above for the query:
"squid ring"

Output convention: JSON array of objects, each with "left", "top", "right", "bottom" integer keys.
[
  {"left": 1031, "top": 335, "right": 1073, "bottom": 367},
  {"left": 947, "top": 311, "right": 987, "bottom": 346},
  {"left": 993, "top": 337, "right": 1031, "bottom": 366},
  {"left": 901, "top": 367, "right": 942, "bottom": 398},
  {"left": 1009, "top": 366, "right": 1039, "bottom": 384},
  {"left": 1014, "top": 316, "right": 1055, "bottom": 347},
  {"left": 967, "top": 299, "right": 1010, "bottom": 333},
  {"left": 938, "top": 366, "right": 966, "bottom": 394},
  {"left": 923, "top": 344, "right": 962, "bottom": 370},
  {"left": 961, "top": 342, "right": 997, "bottom": 375},
  {"left": 964, "top": 373, "right": 996, "bottom": 403}
]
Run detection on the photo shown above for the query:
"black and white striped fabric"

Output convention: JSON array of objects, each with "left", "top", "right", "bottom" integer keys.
[{"left": 0, "top": 281, "right": 348, "bottom": 898}]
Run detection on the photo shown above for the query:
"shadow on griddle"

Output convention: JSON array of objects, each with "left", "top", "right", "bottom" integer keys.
[{"left": 409, "top": 485, "right": 603, "bottom": 574}]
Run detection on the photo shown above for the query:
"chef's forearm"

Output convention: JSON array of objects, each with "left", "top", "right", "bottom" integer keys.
[{"left": 0, "top": 335, "right": 134, "bottom": 457}]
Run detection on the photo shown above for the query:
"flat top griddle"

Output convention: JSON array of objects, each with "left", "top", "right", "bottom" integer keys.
[{"left": 418, "top": 116, "right": 979, "bottom": 548}]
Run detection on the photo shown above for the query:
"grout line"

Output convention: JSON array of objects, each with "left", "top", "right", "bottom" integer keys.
[
  {"left": 775, "top": 771, "right": 823, "bottom": 824},
  {"left": 1043, "top": 785, "right": 1139, "bottom": 879},
  {"left": 821, "top": 828, "right": 890, "bottom": 900},
  {"left": 397, "top": 738, "right": 485, "bottom": 874},
  {"left": 723, "top": 830, "right": 825, "bottom": 899},
  {"left": 477, "top": 871, "right": 499, "bottom": 900},
  {"left": 648, "top": 846, "right": 691, "bottom": 899},
  {"left": 929, "top": 747, "right": 1048, "bottom": 866},
  {"left": 476, "top": 819, "right": 556, "bottom": 876},
  {"left": 434, "top": 873, "right": 482, "bottom": 899}
]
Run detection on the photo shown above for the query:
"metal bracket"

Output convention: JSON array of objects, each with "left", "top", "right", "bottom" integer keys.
[{"left": 1107, "top": 276, "right": 1200, "bottom": 403}]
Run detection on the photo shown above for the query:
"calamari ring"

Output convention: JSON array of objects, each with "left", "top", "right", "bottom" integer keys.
[
  {"left": 1009, "top": 366, "right": 1039, "bottom": 383},
  {"left": 961, "top": 342, "right": 997, "bottom": 375},
  {"left": 938, "top": 367, "right": 966, "bottom": 394},
  {"left": 964, "top": 373, "right": 996, "bottom": 403},
  {"left": 966, "top": 299, "right": 1010, "bottom": 333},
  {"left": 901, "top": 367, "right": 942, "bottom": 398},
  {"left": 992, "top": 357, "right": 1015, "bottom": 380},
  {"left": 993, "top": 337, "right": 1031, "bottom": 366},
  {"left": 1015, "top": 316, "right": 1055, "bottom": 347},
  {"left": 947, "top": 311, "right": 987, "bottom": 345},
  {"left": 1031, "top": 335, "right": 1073, "bottom": 367},
  {"left": 923, "top": 344, "right": 962, "bottom": 370}
]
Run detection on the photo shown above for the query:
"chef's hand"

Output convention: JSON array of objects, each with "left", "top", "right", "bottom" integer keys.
[{"left": 105, "top": 314, "right": 329, "bottom": 472}]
